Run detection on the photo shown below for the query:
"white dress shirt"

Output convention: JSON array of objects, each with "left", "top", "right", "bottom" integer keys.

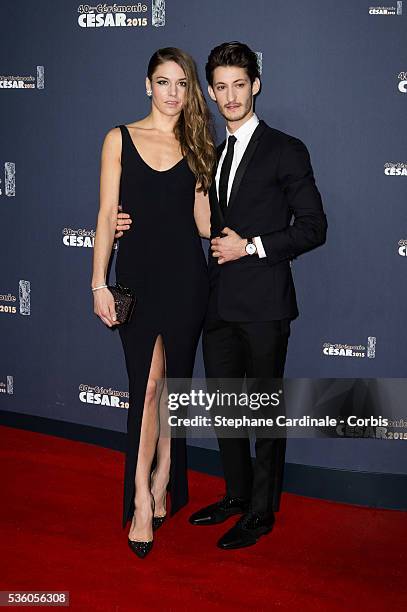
[{"left": 215, "top": 113, "right": 266, "bottom": 258}]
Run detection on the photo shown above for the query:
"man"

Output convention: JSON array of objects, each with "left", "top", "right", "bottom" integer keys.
[{"left": 115, "top": 41, "right": 327, "bottom": 550}]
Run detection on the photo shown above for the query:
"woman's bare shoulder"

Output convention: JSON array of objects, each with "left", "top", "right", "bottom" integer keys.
[
  {"left": 101, "top": 127, "right": 122, "bottom": 157},
  {"left": 104, "top": 125, "right": 121, "bottom": 141}
]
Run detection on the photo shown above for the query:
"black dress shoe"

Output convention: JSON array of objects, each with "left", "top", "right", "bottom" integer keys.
[
  {"left": 217, "top": 512, "right": 275, "bottom": 550},
  {"left": 189, "top": 495, "right": 249, "bottom": 526}
]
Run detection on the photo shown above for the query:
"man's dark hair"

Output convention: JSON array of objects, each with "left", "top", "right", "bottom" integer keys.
[{"left": 205, "top": 41, "right": 260, "bottom": 86}]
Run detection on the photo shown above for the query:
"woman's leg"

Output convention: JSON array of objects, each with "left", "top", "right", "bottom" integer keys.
[
  {"left": 128, "top": 335, "right": 165, "bottom": 542},
  {"left": 151, "top": 381, "right": 171, "bottom": 517}
]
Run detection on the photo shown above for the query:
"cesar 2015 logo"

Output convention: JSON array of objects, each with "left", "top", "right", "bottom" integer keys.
[{"left": 77, "top": 1, "right": 166, "bottom": 28}]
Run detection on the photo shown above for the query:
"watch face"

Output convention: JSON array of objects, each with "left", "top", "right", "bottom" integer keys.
[{"left": 245, "top": 242, "right": 257, "bottom": 256}]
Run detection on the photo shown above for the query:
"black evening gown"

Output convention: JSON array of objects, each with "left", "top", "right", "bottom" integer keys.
[{"left": 114, "top": 125, "right": 209, "bottom": 528}]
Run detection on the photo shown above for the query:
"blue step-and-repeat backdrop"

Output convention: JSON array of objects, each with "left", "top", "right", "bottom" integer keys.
[{"left": 1, "top": 1, "right": 406, "bottom": 476}]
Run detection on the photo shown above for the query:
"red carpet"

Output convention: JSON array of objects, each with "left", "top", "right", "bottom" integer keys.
[{"left": 0, "top": 425, "right": 406, "bottom": 611}]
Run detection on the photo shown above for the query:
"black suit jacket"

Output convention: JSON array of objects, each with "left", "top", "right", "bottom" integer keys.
[{"left": 207, "top": 119, "right": 327, "bottom": 322}]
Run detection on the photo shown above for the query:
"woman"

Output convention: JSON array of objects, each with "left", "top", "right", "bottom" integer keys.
[{"left": 92, "top": 48, "right": 215, "bottom": 558}]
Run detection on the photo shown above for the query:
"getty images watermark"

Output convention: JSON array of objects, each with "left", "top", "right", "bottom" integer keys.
[
  {"left": 167, "top": 388, "right": 282, "bottom": 411},
  {"left": 165, "top": 387, "right": 388, "bottom": 433},
  {"left": 156, "top": 378, "right": 407, "bottom": 440}
]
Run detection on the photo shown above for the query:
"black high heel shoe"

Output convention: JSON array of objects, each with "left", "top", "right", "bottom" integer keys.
[
  {"left": 153, "top": 514, "right": 167, "bottom": 531},
  {"left": 150, "top": 470, "right": 168, "bottom": 531},
  {"left": 127, "top": 538, "right": 153, "bottom": 559},
  {"left": 128, "top": 495, "right": 154, "bottom": 559}
]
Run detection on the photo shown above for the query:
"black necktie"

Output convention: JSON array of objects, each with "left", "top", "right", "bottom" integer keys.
[{"left": 218, "top": 135, "right": 237, "bottom": 215}]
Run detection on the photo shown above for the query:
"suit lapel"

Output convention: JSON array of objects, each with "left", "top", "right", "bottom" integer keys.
[{"left": 227, "top": 120, "right": 267, "bottom": 213}]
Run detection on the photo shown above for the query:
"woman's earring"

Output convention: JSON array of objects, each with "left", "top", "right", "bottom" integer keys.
[{"left": 146, "top": 90, "right": 152, "bottom": 97}]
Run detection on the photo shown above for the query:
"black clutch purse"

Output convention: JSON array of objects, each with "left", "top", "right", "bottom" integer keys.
[{"left": 107, "top": 283, "right": 136, "bottom": 324}]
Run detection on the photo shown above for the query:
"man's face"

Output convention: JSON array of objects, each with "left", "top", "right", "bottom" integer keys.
[{"left": 208, "top": 66, "right": 260, "bottom": 125}]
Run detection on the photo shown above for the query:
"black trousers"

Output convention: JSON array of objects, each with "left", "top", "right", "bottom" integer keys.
[{"left": 203, "top": 316, "right": 290, "bottom": 518}]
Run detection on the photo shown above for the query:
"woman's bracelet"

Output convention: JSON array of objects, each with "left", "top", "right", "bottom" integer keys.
[{"left": 92, "top": 284, "right": 108, "bottom": 292}]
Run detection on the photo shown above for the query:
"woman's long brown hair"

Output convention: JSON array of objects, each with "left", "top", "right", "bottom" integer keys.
[{"left": 147, "top": 47, "right": 216, "bottom": 193}]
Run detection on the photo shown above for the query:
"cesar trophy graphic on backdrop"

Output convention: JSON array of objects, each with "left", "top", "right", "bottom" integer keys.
[
  {"left": 0, "top": 162, "right": 15, "bottom": 196},
  {"left": 152, "top": 0, "right": 165, "bottom": 26}
]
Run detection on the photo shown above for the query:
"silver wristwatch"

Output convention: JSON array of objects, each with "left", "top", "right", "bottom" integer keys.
[{"left": 245, "top": 237, "right": 257, "bottom": 256}]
